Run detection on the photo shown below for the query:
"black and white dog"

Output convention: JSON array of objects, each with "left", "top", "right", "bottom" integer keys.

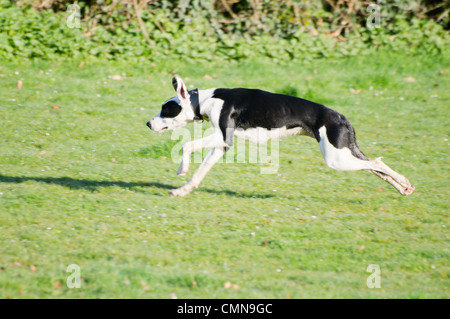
[{"left": 147, "top": 75, "right": 414, "bottom": 197}]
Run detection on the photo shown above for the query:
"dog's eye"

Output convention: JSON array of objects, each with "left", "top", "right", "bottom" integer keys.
[{"left": 161, "top": 101, "right": 182, "bottom": 118}]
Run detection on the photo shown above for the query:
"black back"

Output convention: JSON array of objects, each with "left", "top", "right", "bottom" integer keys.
[{"left": 213, "top": 88, "right": 338, "bottom": 139}]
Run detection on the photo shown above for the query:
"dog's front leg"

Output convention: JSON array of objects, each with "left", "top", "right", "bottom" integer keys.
[
  {"left": 177, "top": 133, "right": 223, "bottom": 176},
  {"left": 170, "top": 147, "right": 225, "bottom": 197}
]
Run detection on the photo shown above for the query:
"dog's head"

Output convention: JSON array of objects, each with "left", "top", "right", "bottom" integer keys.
[{"left": 147, "top": 75, "right": 197, "bottom": 133}]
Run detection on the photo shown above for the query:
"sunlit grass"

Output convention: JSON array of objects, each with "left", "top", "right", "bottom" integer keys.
[{"left": 0, "top": 52, "right": 448, "bottom": 298}]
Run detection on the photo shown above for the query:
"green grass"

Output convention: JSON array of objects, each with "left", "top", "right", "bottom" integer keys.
[{"left": 0, "top": 52, "right": 449, "bottom": 298}]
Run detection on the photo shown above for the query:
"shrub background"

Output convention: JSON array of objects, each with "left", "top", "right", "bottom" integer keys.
[{"left": 1, "top": 0, "right": 448, "bottom": 61}]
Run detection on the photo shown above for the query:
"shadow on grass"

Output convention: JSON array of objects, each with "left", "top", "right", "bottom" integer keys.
[{"left": 0, "top": 174, "right": 274, "bottom": 199}]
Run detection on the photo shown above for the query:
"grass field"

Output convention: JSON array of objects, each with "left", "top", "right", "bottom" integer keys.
[{"left": 0, "top": 52, "right": 448, "bottom": 298}]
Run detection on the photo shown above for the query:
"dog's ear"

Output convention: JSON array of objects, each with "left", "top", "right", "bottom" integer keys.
[{"left": 172, "top": 75, "right": 189, "bottom": 101}]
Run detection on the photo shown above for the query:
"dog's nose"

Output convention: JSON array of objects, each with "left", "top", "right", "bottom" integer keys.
[{"left": 146, "top": 121, "right": 151, "bottom": 129}]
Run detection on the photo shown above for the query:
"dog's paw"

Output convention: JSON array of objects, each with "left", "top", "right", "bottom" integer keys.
[
  {"left": 176, "top": 163, "right": 190, "bottom": 176},
  {"left": 169, "top": 186, "right": 192, "bottom": 197},
  {"left": 402, "top": 185, "right": 415, "bottom": 196}
]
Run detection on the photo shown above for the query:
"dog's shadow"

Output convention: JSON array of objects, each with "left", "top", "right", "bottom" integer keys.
[{"left": 0, "top": 174, "right": 274, "bottom": 199}]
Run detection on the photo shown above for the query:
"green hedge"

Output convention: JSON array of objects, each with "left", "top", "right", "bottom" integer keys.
[{"left": 0, "top": 0, "right": 448, "bottom": 61}]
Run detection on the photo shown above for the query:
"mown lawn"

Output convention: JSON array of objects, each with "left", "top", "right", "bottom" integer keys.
[{"left": 0, "top": 52, "right": 448, "bottom": 298}]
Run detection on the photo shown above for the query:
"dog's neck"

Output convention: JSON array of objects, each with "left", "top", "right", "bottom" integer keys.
[
  {"left": 190, "top": 88, "right": 216, "bottom": 121},
  {"left": 188, "top": 88, "right": 201, "bottom": 120}
]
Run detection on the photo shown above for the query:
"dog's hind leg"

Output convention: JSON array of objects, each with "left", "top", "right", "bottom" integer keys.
[
  {"left": 366, "top": 169, "right": 414, "bottom": 195},
  {"left": 317, "top": 125, "right": 414, "bottom": 195},
  {"left": 365, "top": 159, "right": 415, "bottom": 195},
  {"left": 170, "top": 147, "right": 225, "bottom": 197}
]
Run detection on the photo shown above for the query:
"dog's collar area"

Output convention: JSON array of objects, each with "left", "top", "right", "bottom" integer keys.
[{"left": 189, "top": 88, "right": 209, "bottom": 122}]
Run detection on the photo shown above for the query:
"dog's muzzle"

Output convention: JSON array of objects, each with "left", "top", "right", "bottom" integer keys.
[{"left": 147, "top": 119, "right": 169, "bottom": 132}]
